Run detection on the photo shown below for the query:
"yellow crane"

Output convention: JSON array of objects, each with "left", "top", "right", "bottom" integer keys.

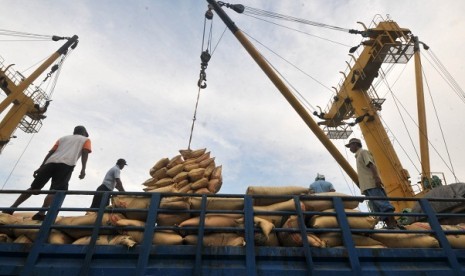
[
  {"left": 207, "top": 1, "right": 438, "bottom": 211},
  {"left": 0, "top": 35, "right": 78, "bottom": 153}
]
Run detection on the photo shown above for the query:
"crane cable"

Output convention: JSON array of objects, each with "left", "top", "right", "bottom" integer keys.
[
  {"left": 218, "top": 2, "right": 363, "bottom": 35},
  {"left": 188, "top": 6, "right": 229, "bottom": 150}
]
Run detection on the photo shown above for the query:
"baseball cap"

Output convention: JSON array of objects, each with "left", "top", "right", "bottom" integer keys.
[
  {"left": 117, "top": 158, "right": 128, "bottom": 166},
  {"left": 345, "top": 138, "right": 361, "bottom": 147}
]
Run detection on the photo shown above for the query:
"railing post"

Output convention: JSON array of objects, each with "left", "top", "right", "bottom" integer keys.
[
  {"left": 244, "top": 195, "right": 257, "bottom": 276},
  {"left": 333, "top": 196, "right": 361, "bottom": 275},
  {"left": 419, "top": 198, "right": 462, "bottom": 275},
  {"left": 294, "top": 196, "right": 313, "bottom": 276},
  {"left": 20, "top": 191, "right": 65, "bottom": 276},
  {"left": 136, "top": 193, "right": 162, "bottom": 276}
]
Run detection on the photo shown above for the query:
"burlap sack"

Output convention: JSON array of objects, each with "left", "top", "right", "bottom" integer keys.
[
  {"left": 278, "top": 216, "right": 326, "bottom": 248},
  {"left": 253, "top": 200, "right": 306, "bottom": 213},
  {"left": 211, "top": 165, "right": 222, "bottom": 179},
  {"left": 175, "top": 179, "right": 190, "bottom": 190},
  {"left": 189, "top": 197, "right": 244, "bottom": 211},
  {"left": 0, "top": 213, "right": 26, "bottom": 236},
  {"left": 55, "top": 212, "right": 125, "bottom": 239},
  {"left": 204, "top": 162, "right": 216, "bottom": 178},
  {"left": 194, "top": 188, "right": 211, "bottom": 194},
  {"left": 173, "top": 171, "right": 189, "bottom": 183},
  {"left": 151, "top": 167, "right": 168, "bottom": 182},
  {"left": 179, "top": 148, "right": 206, "bottom": 160},
  {"left": 247, "top": 186, "right": 309, "bottom": 206},
  {"left": 145, "top": 185, "right": 176, "bottom": 194},
  {"left": 12, "top": 219, "right": 42, "bottom": 241},
  {"left": 405, "top": 222, "right": 465, "bottom": 248},
  {"left": 318, "top": 232, "right": 384, "bottom": 248},
  {"left": 191, "top": 178, "right": 209, "bottom": 190},
  {"left": 116, "top": 218, "right": 183, "bottom": 245},
  {"left": 183, "top": 233, "right": 245, "bottom": 247},
  {"left": 177, "top": 183, "right": 192, "bottom": 193},
  {"left": 72, "top": 235, "right": 137, "bottom": 247},
  {"left": 153, "top": 177, "right": 174, "bottom": 188},
  {"left": 179, "top": 215, "right": 239, "bottom": 228},
  {"left": 167, "top": 155, "right": 184, "bottom": 169},
  {"left": 255, "top": 232, "right": 280, "bottom": 246},
  {"left": 14, "top": 235, "right": 32, "bottom": 244},
  {"left": 236, "top": 216, "right": 274, "bottom": 239},
  {"left": 370, "top": 232, "right": 439, "bottom": 248},
  {"left": 184, "top": 163, "right": 200, "bottom": 172},
  {"left": 255, "top": 215, "right": 287, "bottom": 228},
  {"left": 167, "top": 164, "right": 184, "bottom": 177},
  {"left": 302, "top": 192, "right": 360, "bottom": 211},
  {"left": 188, "top": 168, "right": 206, "bottom": 182},
  {"left": 195, "top": 152, "right": 211, "bottom": 163},
  {"left": 207, "top": 179, "right": 222, "bottom": 194},
  {"left": 0, "top": 233, "right": 13, "bottom": 243},
  {"left": 112, "top": 195, "right": 150, "bottom": 220},
  {"left": 151, "top": 157, "right": 169, "bottom": 173},
  {"left": 309, "top": 209, "right": 377, "bottom": 229},
  {"left": 48, "top": 230, "right": 74, "bottom": 244},
  {"left": 199, "top": 157, "right": 215, "bottom": 169}
]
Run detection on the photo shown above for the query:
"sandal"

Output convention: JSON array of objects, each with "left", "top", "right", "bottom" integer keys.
[{"left": 32, "top": 213, "right": 46, "bottom": 221}]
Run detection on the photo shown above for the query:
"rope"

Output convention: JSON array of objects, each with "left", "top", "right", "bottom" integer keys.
[
  {"left": 422, "top": 67, "right": 459, "bottom": 182},
  {"left": 243, "top": 14, "right": 353, "bottom": 47},
  {"left": 188, "top": 7, "right": 219, "bottom": 149},
  {"left": 187, "top": 87, "right": 202, "bottom": 150},
  {"left": 0, "top": 29, "right": 53, "bottom": 40},
  {"left": 1, "top": 133, "right": 35, "bottom": 190},
  {"left": 242, "top": 6, "right": 354, "bottom": 33}
]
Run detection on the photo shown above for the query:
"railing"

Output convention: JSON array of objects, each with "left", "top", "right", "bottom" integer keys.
[{"left": 0, "top": 190, "right": 464, "bottom": 276}]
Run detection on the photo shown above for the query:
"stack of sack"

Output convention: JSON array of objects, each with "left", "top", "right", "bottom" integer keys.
[
  {"left": 0, "top": 212, "right": 135, "bottom": 247},
  {"left": 142, "top": 148, "right": 222, "bottom": 194},
  {"left": 248, "top": 186, "right": 373, "bottom": 248}
]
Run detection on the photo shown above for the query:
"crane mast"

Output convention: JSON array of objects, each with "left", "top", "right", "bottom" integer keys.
[{"left": 207, "top": 1, "right": 433, "bottom": 210}]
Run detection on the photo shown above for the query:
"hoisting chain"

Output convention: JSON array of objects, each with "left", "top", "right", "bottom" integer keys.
[{"left": 188, "top": 5, "right": 214, "bottom": 150}]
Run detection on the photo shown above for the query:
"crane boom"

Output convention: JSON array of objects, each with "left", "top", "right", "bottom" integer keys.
[{"left": 0, "top": 35, "right": 78, "bottom": 152}]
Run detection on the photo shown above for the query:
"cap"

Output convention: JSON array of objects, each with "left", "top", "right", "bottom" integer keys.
[
  {"left": 345, "top": 138, "right": 361, "bottom": 148},
  {"left": 315, "top": 173, "right": 325, "bottom": 181},
  {"left": 73, "top": 125, "right": 88, "bottom": 137},
  {"left": 117, "top": 158, "right": 128, "bottom": 166}
]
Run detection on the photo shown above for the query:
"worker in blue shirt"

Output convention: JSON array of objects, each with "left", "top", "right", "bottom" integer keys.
[{"left": 309, "top": 173, "right": 335, "bottom": 193}]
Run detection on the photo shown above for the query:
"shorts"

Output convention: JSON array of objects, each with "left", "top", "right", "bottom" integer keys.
[
  {"left": 363, "top": 187, "right": 395, "bottom": 221},
  {"left": 30, "top": 163, "right": 75, "bottom": 192}
]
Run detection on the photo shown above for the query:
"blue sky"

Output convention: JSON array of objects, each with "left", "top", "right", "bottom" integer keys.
[{"left": 1, "top": 0, "right": 465, "bottom": 211}]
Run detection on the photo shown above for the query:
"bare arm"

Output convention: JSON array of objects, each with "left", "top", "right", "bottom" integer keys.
[
  {"left": 79, "top": 149, "right": 90, "bottom": 179},
  {"left": 115, "top": 178, "right": 125, "bottom": 192}
]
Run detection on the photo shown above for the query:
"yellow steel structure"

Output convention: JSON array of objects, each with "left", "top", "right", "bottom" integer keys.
[
  {"left": 0, "top": 35, "right": 78, "bottom": 153},
  {"left": 208, "top": 0, "right": 435, "bottom": 211}
]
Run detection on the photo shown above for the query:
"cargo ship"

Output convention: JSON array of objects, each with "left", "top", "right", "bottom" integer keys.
[{"left": 1, "top": 1, "right": 465, "bottom": 275}]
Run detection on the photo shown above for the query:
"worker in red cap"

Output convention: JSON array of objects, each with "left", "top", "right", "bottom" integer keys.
[{"left": 3, "top": 125, "right": 91, "bottom": 220}]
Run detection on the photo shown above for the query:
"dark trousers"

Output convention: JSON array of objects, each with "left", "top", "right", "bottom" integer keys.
[{"left": 90, "top": 184, "right": 112, "bottom": 208}]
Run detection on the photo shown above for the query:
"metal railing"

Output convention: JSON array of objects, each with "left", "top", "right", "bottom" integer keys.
[{"left": 0, "top": 190, "right": 464, "bottom": 276}]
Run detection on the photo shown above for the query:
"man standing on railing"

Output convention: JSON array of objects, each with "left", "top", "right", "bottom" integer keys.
[
  {"left": 345, "top": 137, "right": 397, "bottom": 229},
  {"left": 2, "top": 125, "right": 91, "bottom": 221},
  {"left": 89, "top": 158, "right": 127, "bottom": 209}
]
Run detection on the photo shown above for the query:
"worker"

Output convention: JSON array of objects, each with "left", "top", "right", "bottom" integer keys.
[
  {"left": 345, "top": 137, "right": 397, "bottom": 229},
  {"left": 89, "top": 158, "right": 127, "bottom": 209},
  {"left": 309, "top": 173, "right": 335, "bottom": 193},
  {"left": 3, "top": 125, "right": 91, "bottom": 221}
]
